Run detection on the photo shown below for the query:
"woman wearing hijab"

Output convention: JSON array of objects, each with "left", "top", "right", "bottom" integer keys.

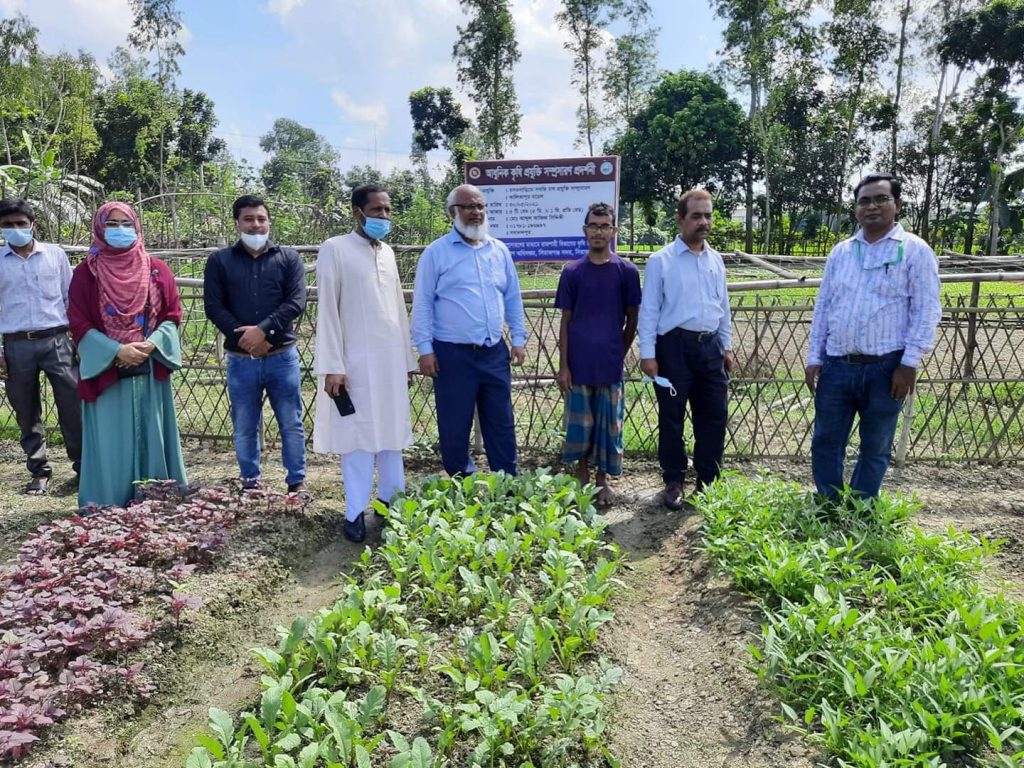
[{"left": 68, "top": 201, "right": 187, "bottom": 507}]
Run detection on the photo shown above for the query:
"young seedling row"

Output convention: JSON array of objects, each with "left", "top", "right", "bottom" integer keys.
[
  {"left": 187, "top": 470, "right": 625, "bottom": 768},
  {"left": 699, "top": 475, "right": 1024, "bottom": 767}
]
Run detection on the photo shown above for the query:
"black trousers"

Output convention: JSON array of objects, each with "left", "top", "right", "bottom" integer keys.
[
  {"left": 654, "top": 329, "right": 728, "bottom": 486},
  {"left": 3, "top": 333, "right": 82, "bottom": 477}
]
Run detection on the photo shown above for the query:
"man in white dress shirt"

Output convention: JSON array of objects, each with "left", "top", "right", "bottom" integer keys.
[
  {"left": 804, "top": 173, "right": 941, "bottom": 501},
  {"left": 313, "top": 184, "right": 417, "bottom": 542},
  {"left": 638, "top": 189, "right": 736, "bottom": 510}
]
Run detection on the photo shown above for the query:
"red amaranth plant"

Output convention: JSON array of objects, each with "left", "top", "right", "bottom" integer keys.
[{"left": 0, "top": 484, "right": 298, "bottom": 762}]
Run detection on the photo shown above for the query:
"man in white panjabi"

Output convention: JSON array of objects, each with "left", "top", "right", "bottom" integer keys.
[{"left": 313, "top": 183, "right": 417, "bottom": 543}]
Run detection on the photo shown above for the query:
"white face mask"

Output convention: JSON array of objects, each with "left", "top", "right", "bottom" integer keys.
[
  {"left": 454, "top": 215, "right": 489, "bottom": 242},
  {"left": 240, "top": 232, "right": 269, "bottom": 251}
]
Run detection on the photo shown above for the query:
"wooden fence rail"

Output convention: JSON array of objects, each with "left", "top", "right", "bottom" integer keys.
[{"left": 2, "top": 257, "right": 1024, "bottom": 463}]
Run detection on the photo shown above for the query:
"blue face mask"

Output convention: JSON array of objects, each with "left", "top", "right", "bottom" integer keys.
[
  {"left": 105, "top": 226, "right": 138, "bottom": 249},
  {"left": 2, "top": 227, "right": 33, "bottom": 247},
  {"left": 642, "top": 375, "right": 678, "bottom": 397},
  {"left": 362, "top": 216, "right": 391, "bottom": 240}
]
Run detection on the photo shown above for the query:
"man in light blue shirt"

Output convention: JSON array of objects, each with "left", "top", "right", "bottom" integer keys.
[
  {"left": 638, "top": 189, "right": 736, "bottom": 510},
  {"left": 805, "top": 173, "right": 940, "bottom": 501},
  {"left": 0, "top": 198, "right": 82, "bottom": 494},
  {"left": 411, "top": 184, "right": 527, "bottom": 476}
]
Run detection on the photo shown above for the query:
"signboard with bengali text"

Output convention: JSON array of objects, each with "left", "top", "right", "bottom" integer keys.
[{"left": 464, "top": 156, "right": 620, "bottom": 261}]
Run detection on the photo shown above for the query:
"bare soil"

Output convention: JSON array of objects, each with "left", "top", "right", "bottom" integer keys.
[{"left": 2, "top": 442, "right": 1022, "bottom": 768}]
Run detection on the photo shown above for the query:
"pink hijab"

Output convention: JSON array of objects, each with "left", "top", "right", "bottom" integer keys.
[{"left": 87, "top": 201, "right": 163, "bottom": 343}]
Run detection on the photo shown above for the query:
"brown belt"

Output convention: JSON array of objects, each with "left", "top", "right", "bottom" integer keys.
[
  {"left": 226, "top": 343, "right": 295, "bottom": 359},
  {"left": 3, "top": 325, "right": 69, "bottom": 342}
]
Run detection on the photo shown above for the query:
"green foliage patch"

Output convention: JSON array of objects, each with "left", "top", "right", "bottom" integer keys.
[
  {"left": 699, "top": 476, "right": 1024, "bottom": 767},
  {"left": 187, "top": 470, "right": 624, "bottom": 768}
]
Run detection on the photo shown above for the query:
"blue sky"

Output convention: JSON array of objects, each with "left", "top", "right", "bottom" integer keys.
[{"left": 2, "top": 0, "right": 725, "bottom": 174}]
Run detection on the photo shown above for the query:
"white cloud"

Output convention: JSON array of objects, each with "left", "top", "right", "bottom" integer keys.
[
  {"left": 331, "top": 90, "right": 389, "bottom": 129},
  {"left": 13, "top": 0, "right": 133, "bottom": 62},
  {"left": 266, "top": 0, "right": 305, "bottom": 19}
]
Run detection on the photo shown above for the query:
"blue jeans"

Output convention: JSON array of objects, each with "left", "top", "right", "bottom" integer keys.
[
  {"left": 226, "top": 346, "right": 306, "bottom": 486},
  {"left": 811, "top": 352, "right": 905, "bottom": 499}
]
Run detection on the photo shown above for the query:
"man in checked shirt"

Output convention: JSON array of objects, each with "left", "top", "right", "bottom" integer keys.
[{"left": 804, "top": 173, "right": 941, "bottom": 501}]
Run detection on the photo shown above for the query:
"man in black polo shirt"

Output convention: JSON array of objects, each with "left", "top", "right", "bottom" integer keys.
[{"left": 204, "top": 195, "right": 307, "bottom": 492}]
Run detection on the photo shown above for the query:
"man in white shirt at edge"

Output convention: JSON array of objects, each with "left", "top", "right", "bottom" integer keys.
[
  {"left": 804, "top": 173, "right": 941, "bottom": 503},
  {"left": 0, "top": 198, "right": 82, "bottom": 495}
]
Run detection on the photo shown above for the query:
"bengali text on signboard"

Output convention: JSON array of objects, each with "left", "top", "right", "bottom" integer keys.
[{"left": 464, "top": 156, "right": 620, "bottom": 261}]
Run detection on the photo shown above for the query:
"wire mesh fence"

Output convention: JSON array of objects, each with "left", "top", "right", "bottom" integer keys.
[{"left": 3, "top": 250, "right": 1024, "bottom": 464}]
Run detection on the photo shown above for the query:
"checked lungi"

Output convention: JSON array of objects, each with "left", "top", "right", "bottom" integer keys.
[{"left": 562, "top": 382, "right": 625, "bottom": 476}]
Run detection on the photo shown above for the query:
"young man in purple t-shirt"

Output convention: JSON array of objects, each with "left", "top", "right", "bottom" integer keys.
[{"left": 555, "top": 202, "right": 642, "bottom": 506}]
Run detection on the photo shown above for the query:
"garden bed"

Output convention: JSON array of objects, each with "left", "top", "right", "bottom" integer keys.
[{"left": 0, "top": 443, "right": 1022, "bottom": 767}]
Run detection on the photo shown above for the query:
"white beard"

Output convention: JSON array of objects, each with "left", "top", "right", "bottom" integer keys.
[{"left": 454, "top": 216, "right": 489, "bottom": 241}]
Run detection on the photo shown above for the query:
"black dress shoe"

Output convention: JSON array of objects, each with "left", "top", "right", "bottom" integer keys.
[
  {"left": 343, "top": 512, "right": 366, "bottom": 543},
  {"left": 661, "top": 482, "right": 685, "bottom": 511}
]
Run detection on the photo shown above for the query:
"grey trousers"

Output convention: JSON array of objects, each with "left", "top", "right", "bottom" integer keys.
[{"left": 3, "top": 333, "right": 82, "bottom": 478}]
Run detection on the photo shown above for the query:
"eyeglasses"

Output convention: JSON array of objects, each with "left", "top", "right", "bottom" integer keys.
[
  {"left": 453, "top": 203, "right": 486, "bottom": 212},
  {"left": 584, "top": 224, "right": 615, "bottom": 233},
  {"left": 856, "top": 195, "right": 895, "bottom": 208},
  {"left": 104, "top": 222, "right": 136, "bottom": 230}
]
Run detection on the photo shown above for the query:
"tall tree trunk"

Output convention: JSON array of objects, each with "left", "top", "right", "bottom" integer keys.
[
  {"left": 989, "top": 122, "right": 1007, "bottom": 256},
  {"left": 890, "top": 0, "right": 912, "bottom": 170},
  {"left": 744, "top": 71, "right": 760, "bottom": 254},
  {"left": 629, "top": 201, "right": 635, "bottom": 251},
  {"left": 492, "top": 57, "right": 501, "bottom": 158},
  {"left": 584, "top": 50, "right": 594, "bottom": 155},
  {"left": 964, "top": 200, "right": 979, "bottom": 254},
  {"left": 834, "top": 67, "right": 865, "bottom": 230},
  {"left": 0, "top": 116, "right": 12, "bottom": 165}
]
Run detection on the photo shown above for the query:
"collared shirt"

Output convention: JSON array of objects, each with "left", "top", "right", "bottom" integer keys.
[
  {"left": 807, "top": 223, "right": 941, "bottom": 368},
  {"left": 0, "top": 240, "right": 72, "bottom": 337},
  {"left": 411, "top": 228, "right": 527, "bottom": 355},
  {"left": 203, "top": 240, "right": 307, "bottom": 353},
  {"left": 637, "top": 236, "right": 731, "bottom": 359}
]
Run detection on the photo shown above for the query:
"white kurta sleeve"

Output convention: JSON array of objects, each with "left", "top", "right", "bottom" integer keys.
[{"left": 313, "top": 239, "right": 346, "bottom": 376}]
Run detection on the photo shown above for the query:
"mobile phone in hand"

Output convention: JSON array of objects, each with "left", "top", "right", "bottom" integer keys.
[{"left": 332, "top": 387, "right": 355, "bottom": 417}]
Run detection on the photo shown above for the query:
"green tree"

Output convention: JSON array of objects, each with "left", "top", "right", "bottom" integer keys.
[
  {"left": 409, "top": 85, "right": 472, "bottom": 187},
  {"left": 556, "top": 0, "right": 622, "bottom": 154},
  {"left": 92, "top": 76, "right": 176, "bottom": 195},
  {"left": 175, "top": 88, "right": 225, "bottom": 171},
  {"left": 259, "top": 117, "right": 341, "bottom": 199},
  {"left": 0, "top": 13, "right": 38, "bottom": 166},
  {"left": 940, "top": 0, "right": 1024, "bottom": 253},
  {"left": 127, "top": 0, "right": 185, "bottom": 88},
  {"left": 611, "top": 70, "right": 746, "bottom": 214},
  {"left": 918, "top": 0, "right": 969, "bottom": 242},
  {"left": 453, "top": 0, "right": 522, "bottom": 158},
  {"left": 599, "top": 1, "right": 657, "bottom": 248},
  {"left": 939, "top": 0, "right": 1024, "bottom": 77},
  {"left": 713, "top": 0, "right": 803, "bottom": 252},
  {"left": 600, "top": 0, "right": 657, "bottom": 136},
  {"left": 823, "top": 0, "right": 893, "bottom": 223}
]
